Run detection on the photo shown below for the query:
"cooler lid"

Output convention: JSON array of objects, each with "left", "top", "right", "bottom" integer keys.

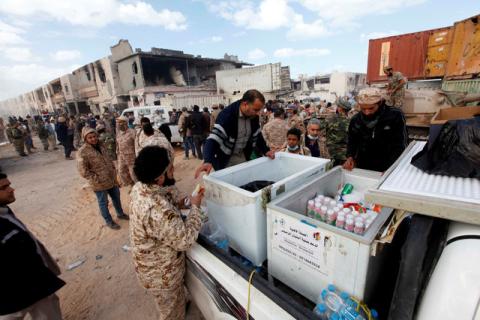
[{"left": 365, "top": 141, "right": 480, "bottom": 225}]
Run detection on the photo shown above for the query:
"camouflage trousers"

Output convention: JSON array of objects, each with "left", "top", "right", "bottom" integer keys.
[
  {"left": 319, "top": 136, "right": 330, "bottom": 159},
  {"left": 149, "top": 284, "right": 186, "bottom": 320},
  {"left": 117, "top": 158, "right": 136, "bottom": 186},
  {"left": 12, "top": 139, "right": 26, "bottom": 156}
]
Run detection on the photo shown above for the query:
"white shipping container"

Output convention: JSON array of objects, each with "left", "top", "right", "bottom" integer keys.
[
  {"left": 267, "top": 167, "right": 393, "bottom": 302},
  {"left": 203, "top": 153, "right": 330, "bottom": 266}
]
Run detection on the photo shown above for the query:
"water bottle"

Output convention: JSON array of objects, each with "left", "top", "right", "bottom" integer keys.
[{"left": 313, "top": 303, "right": 329, "bottom": 320}]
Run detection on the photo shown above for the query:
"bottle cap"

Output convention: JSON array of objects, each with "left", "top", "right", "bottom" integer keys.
[
  {"left": 327, "top": 209, "right": 334, "bottom": 216},
  {"left": 342, "top": 208, "right": 351, "bottom": 214},
  {"left": 355, "top": 221, "right": 364, "bottom": 227},
  {"left": 330, "top": 313, "right": 340, "bottom": 320},
  {"left": 321, "top": 289, "right": 328, "bottom": 299},
  {"left": 371, "top": 309, "right": 379, "bottom": 318},
  {"left": 308, "top": 200, "right": 314, "bottom": 205},
  {"left": 346, "top": 218, "right": 354, "bottom": 224},
  {"left": 328, "top": 284, "right": 336, "bottom": 292},
  {"left": 340, "top": 291, "right": 349, "bottom": 300},
  {"left": 317, "top": 303, "right": 327, "bottom": 313},
  {"left": 337, "top": 215, "right": 345, "bottom": 222},
  {"left": 321, "top": 206, "right": 328, "bottom": 212},
  {"left": 333, "top": 207, "right": 341, "bottom": 213}
]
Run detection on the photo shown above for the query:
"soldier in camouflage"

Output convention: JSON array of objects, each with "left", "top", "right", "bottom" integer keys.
[
  {"left": 36, "top": 119, "right": 50, "bottom": 151},
  {"left": 7, "top": 121, "right": 27, "bottom": 157},
  {"left": 262, "top": 108, "right": 289, "bottom": 152},
  {"left": 325, "top": 98, "right": 351, "bottom": 166},
  {"left": 384, "top": 66, "right": 407, "bottom": 108},
  {"left": 130, "top": 146, "right": 206, "bottom": 320},
  {"left": 96, "top": 124, "right": 117, "bottom": 160},
  {"left": 116, "top": 116, "right": 136, "bottom": 186}
]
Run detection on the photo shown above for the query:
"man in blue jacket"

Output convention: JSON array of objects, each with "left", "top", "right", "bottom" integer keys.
[
  {"left": 195, "top": 89, "right": 275, "bottom": 177},
  {"left": 0, "top": 172, "right": 65, "bottom": 319}
]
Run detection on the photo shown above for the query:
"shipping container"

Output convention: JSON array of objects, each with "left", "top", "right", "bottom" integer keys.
[
  {"left": 425, "top": 28, "right": 453, "bottom": 78},
  {"left": 445, "top": 14, "right": 480, "bottom": 79},
  {"left": 367, "top": 30, "right": 433, "bottom": 83}
]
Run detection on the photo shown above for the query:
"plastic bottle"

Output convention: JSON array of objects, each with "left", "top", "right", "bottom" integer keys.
[
  {"left": 354, "top": 221, "right": 365, "bottom": 235},
  {"left": 335, "top": 215, "right": 345, "bottom": 229},
  {"left": 342, "top": 208, "right": 351, "bottom": 215},
  {"left": 326, "top": 209, "right": 336, "bottom": 225},
  {"left": 345, "top": 218, "right": 355, "bottom": 232},
  {"left": 314, "top": 205, "right": 323, "bottom": 221},
  {"left": 329, "top": 200, "right": 337, "bottom": 209},
  {"left": 323, "top": 196, "right": 332, "bottom": 205},
  {"left": 313, "top": 303, "right": 329, "bottom": 320},
  {"left": 320, "top": 206, "right": 328, "bottom": 221},
  {"left": 316, "top": 195, "right": 325, "bottom": 203},
  {"left": 307, "top": 200, "right": 316, "bottom": 218},
  {"left": 371, "top": 309, "right": 379, "bottom": 319}
]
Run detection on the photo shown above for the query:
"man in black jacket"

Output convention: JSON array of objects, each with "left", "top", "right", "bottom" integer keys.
[
  {"left": 188, "top": 105, "right": 208, "bottom": 160},
  {"left": 343, "top": 94, "right": 407, "bottom": 172},
  {"left": 0, "top": 172, "right": 65, "bottom": 319}
]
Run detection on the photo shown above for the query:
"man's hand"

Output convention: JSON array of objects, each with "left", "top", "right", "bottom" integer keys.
[
  {"left": 343, "top": 157, "right": 355, "bottom": 171},
  {"left": 190, "top": 186, "right": 205, "bottom": 207},
  {"left": 195, "top": 163, "right": 213, "bottom": 179},
  {"left": 265, "top": 150, "right": 275, "bottom": 159}
]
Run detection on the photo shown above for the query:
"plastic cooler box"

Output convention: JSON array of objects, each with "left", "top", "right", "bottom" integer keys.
[
  {"left": 203, "top": 152, "right": 330, "bottom": 266},
  {"left": 266, "top": 167, "right": 394, "bottom": 302}
]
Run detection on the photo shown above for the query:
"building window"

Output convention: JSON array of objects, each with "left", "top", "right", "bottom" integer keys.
[
  {"left": 86, "top": 71, "right": 91, "bottom": 81},
  {"left": 132, "top": 77, "right": 136, "bottom": 88},
  {"left": 65, "top": 85, "right": 69, "bottom": 93},
  {"left": 99, "top": 71, "right": 106, "bottom": 83},
  {"left": 132, "top": 62, "right": 138, "bottom": 74}
]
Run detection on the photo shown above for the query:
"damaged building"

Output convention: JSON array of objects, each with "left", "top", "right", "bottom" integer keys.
[
  {"left": 111, "top": 40, "right": 249, "bottom": 108},
  {"left": 294, "top": 72, "right": 367, "bottom": 102},
  {"left": 215, "top": 63, "right": 292, "bottom": 101}
]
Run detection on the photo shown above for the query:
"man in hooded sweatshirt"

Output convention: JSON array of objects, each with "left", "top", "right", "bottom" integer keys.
[{"left": 77, "top": 127, "right": 129, "bottom": 230}]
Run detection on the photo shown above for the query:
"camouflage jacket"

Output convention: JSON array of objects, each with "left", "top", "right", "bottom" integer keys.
[
  {"left": 288, "top": 115, "right": 305, "bottom": 133},
  {"left": 136, "top": 132, "right": 174, "bottom": 160},
  {"left": 77, "top": 142, "right": 117, "bottom": 191},
  {"left": 98, "top": 132, "right": 117, "bottom": 160},
  {"left": 129, "top": 183, "right": 203, "bottom": 289},
  {"left": 262, "top": 118, "right": 289, "bottom": 151},
  {"left": 386, "top": 71, "right": 406, "bottom": 107},
  {"left": 116, "top": 128, "right": 136, "bottom": 163},
  {"left": 325, "top": 114, "right": 350, "bottom": 162}
]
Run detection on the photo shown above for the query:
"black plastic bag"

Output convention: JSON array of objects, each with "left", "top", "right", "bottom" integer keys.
[
  {"left": 411, "top": 116, "right": 480, "bottom": 178},
  {"left": 239, "top": 180, "right": 275, "bottom": 192}
]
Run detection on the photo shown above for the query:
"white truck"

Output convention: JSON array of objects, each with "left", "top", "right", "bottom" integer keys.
[{"left": 185, "top": 143, "right": 480, "bottom": 320}]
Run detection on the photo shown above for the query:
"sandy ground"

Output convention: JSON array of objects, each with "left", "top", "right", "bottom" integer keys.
[{"left": 0, "top": 138, "right": 204, "bottom": 320}]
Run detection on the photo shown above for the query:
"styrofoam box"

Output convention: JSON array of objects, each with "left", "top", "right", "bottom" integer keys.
[
  {"left": 266, "top": 167, "right": 393, "bottom": 302},
  {"left": 203, "top": 152, "right": 330, "bottom": 266}
]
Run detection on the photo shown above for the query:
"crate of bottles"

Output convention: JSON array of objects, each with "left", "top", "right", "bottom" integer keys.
[{"left": 266, "top": 167, "right": 393, "bottom": 302}]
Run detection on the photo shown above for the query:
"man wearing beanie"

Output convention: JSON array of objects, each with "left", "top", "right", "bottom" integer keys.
[{"left": 77, "top": 127, "right": 129, "bottom": 229}]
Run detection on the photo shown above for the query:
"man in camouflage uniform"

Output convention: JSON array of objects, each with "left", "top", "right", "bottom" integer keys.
[
  {"left": 7, "top": 121, "right": 27, "bottom": 157},
  {"left": 0, "top": 117, "right": 6, "bottom": 143},
  {"left": 262, "top": 108, "right": 289, "bottom": 152},
  {"left": 36, "top": 119, "right": 50, "bottom": 151},
  {"left": 384, "top": 66, "right": 406, "bottom": 108},
  {"left": 130, "top": 146, "right": 205, "bottom": 320},
  {"left": 288, "top": 108, "right": 305, "bottom": 134},
  {"left": 325, "top": 98, "right": 351, "bottom": 166},
  {"left": 116, "top": 116, "right": 136, "bottom": 186},
  {"left": 96, "top": 124, "right": 116, "bottom": 160}
]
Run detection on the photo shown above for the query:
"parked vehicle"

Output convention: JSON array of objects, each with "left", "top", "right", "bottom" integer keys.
[{"left": 121, "top": 105, "right": 182, "bottom": 143}]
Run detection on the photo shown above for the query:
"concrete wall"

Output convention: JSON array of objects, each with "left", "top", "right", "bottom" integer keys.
[
  {"left": 216, "top": 63, "right": 282, "bottom": 95},
  {"left": 117, "top": 55, "right": 145, "bottom": 94},
  {"left": 111, "top": 39, "right": 133, "bottom": 62}
]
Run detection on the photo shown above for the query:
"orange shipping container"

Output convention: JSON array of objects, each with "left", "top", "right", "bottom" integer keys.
[
  {"left": 445, "top": 15, "right": 480, "bottom": 79},
  {"left": 425, "top": 28, "right": 453, "bottom": 78},
  {"left": 367, "top": 30, "right": 436, "bottom": 83}
]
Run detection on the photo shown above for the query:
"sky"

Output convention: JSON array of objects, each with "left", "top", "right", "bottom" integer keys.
[{"left": 0, "top": 0, "right": 479, "bottom": 101}]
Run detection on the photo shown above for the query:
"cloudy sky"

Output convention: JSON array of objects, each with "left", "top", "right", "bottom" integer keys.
[{"left": 0, "top": 0, "right": 478, "bottom": 100}]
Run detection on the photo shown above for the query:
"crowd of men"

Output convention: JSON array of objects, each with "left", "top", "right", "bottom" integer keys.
[{"left": 0, "top": 66, "right": 407, "bottom": 320}]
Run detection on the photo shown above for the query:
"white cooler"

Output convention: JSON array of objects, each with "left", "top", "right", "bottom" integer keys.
[
  {"left": 266, "top": 167, "right": 393, "bottom": 302},
  {"left": 203, "top": 152, "right": 330, "bottom": 266}
]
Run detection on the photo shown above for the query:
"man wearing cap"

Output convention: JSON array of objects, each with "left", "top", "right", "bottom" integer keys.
[
  {"left": 343, "top": 94, "right": 407, "bottom": 172},
  {"left": 116, "top": 116, "right": 137, "bottom": 186},
  {"left": 324, "top": 98, "right": 351, "bottom": 166},
  {"left": 384, "top": 66, "right": 406, "bottom": 108},
  {"left": 77, "top": 127, "right": 128, "bottom": 229}
]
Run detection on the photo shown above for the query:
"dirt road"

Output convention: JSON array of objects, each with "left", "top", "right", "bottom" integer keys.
[{"left": 0, "top": 140, "right": 204, "bottom": 319}]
